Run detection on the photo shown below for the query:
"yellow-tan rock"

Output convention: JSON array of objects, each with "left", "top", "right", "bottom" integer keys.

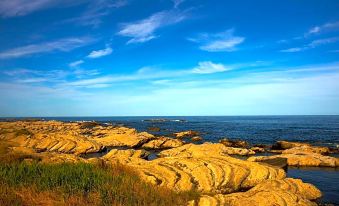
[
  {"left": 272, "top": 141, "right": 311, "bottom": 150},
  {"left": 0, "top": 121, "right": 157, "bottom": 155},
  {"left": 159, "top": 142, "right": 255, "bottom": 157},
  {"left": 190, "top": 178, "right": 321, "bottom": 206},
  {"left": 173, "top": 130, "right": 200, "bottom": 138},
  {"left": 282, "top": 146, "right": 329, "bottom": 154},
  {"left": 141, "top": 137, "right": 184, "bottom": 149},
  {"left": 248, "top": 151, "right": 339, "bottom": 167},
  {"left": 219, "top": 138, "right": 248, "bottom": 148},
  {"left": 92, "top": 126, "right": 155, "bottom": 147},
  {"left": 125, "top": 150, "right": 285, "bottom": 193}
]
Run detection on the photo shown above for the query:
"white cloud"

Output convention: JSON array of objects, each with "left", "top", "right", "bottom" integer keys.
[
  {"left": 280, "top": 47, "right": 304, "bottom": 52},
  {"left": 0, "top": 37, "right": 94, "bottom": 59},
  {"left": 117, "top": 10, "right": 187, "bottom": 44},
  {"left": 61, "top": 0, "right": 128, "bottom": 28},
  {"left": 0, "top": 0, "right": 86, "bottom": 18},
  {"left": 192, "top": 61, "right": 231, "bottom": 74},
  {"left": 87, "top": 46, "right": 113, "bottom": 58},
  {"left": 306, "top": 21, "right": 339, "bottom": 36},
  {"left": 69, "top": 60, "right": 84, "bottom": 68},
  {"left": 308, "top": 37, "right": 339, "bottom": 48},
  {"left": 189, "top": 29, "right": 245, "bottom": 52},
  {"left": 173, "top": 0, "right": 185, "bottom": 8},
  {"left": 280, "top": 37, "right": 339, "bottom": 52}
]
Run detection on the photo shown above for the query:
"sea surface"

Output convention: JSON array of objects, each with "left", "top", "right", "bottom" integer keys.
[{"left": 14, "top": 116, "right": 339, "bottom": 204}]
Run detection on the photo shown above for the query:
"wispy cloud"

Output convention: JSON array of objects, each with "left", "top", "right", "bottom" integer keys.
[
  {"left": 280, "top": 37, "right": 339, "bottom": 52},
  {"left": 69, "top": 60, "right": 84, "bottom": 68},
  {"left": 0, "top": 0, "right": 86, "bottom": 18},
  {"left": 308, "top": 37, "right": 339, "bottom": 47},
  {"left": 61, "top": 0, "right": 128, "bottom": 28},
  {"left": 87, "top": 46, "right": 113, "bottom": 58},
  {"left": 117, "top": 10, "right": 187, "bottom": 44},
  {"left": 305, "top": 21, "right": 339, "bottom": 36},
  {"left": 192, "top": 61, "right": 231, "bottom": 74},
  {"left": 189, "top": 29, "right": 245, "bottom": 52},
  {"left": 2, "top": 67, "right": 100, "bottom": 84},
  {"left": 280, "top": 47, "right": 304, "bottom": 53},
  {"left": 0, "top": 37, "right": 94, "bottom": 59},
  {"left": 173, "top": 0, "right": 185, "bottom": 8}
]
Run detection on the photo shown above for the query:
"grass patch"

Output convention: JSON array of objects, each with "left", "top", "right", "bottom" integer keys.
[{"left": 0, "top": 161, "right": 199, "bottom": 206}]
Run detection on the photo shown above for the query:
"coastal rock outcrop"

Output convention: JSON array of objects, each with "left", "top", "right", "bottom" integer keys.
[
  {"left": 272, "top": 141, "right": 311, "bottom": 150},
  {"left": 141, "top": 137, "right": 184, "bottom": 149},
  {"left": 189, "top": 178, "right": 321, "bottom": 206},
  {"left": 92, "top": 126, "right": 155, "bottom": 148},
  {"left": 0, "top": 121, "right": 105, "bottom": 155},
  {"left": 132, "top": 155, "right": 285, "bottom": 193},
  {"left": 248, "top": 150, "right": 339, "bottom": 167},
  {"left": 219, "top": 138, "right": 249, "bottom": 148},
  {"left": 0, "top": 121, "right": 159, "bottom": 155},
  {"left": 173, "top": 130, "right": 200, "bottom": 138},
  {"left": 191, "top": 136, "right": 203, "bottom": 142},
  {"left": 282, "top": 145, "right": 330, "bottom": 154},
  {"left": 159, "top": 142, "right": 255, "bottom": 157}
]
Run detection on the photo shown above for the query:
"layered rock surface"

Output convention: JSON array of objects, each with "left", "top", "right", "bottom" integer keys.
[
  {"left": 0, "top": 121, "right": 105, "bottom": 155},
  {"left": 0, "top": 121, "right": 164, "bottom": 155},
  {"left": 130, "top": 155, "right": 285, "bottom": 193},
  {"left": 248, "top": 149, "right": 339, "bottom": 167},
  {"left": 141, "top": 137, "right": 184, "bottom": 149},
  {"left": 190, "top": 178, "right": 321, "bottom": 206},
  {"left": 159, "top": 142, "right": 255, "bottom": 157}
]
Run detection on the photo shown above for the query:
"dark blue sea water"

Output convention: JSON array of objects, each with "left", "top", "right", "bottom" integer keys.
[
  {"left": 44, "top": 115, "right": 339, "bottom": 147},
  {"left": 13, "top": 115, "right": 339, "bottom": 204}
]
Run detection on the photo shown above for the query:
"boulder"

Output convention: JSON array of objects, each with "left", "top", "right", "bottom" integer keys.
[
  {"left": 219, "top": 138, "right": 248, "bottom": 148},
  {"left": 141, "top": 137, "right": 184, "bottom": 149},
  {"left": 191, "top": 136, "right": 203, "bottom": 142},
  {"left": 250, "top": 147, "right": 265, "bottom": 153},
  {"left": 189, "top": 178, "right": 321, "bottom": 206},
  {"left": 282, "top": 146, "right": 329, "bottom": 154},
  {"left": 173, "top": 130, "right": 200, "bottom": 138},
  {"left": 272, "top": 141, "right": 310, "bottom": 150},
  {"left": 147, "top": 126, "right": 160, "bottom": 132}
]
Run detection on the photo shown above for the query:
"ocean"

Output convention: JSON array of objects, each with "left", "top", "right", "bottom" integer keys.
[{"left": 20, "top": 115, "right": 339, "bottom": 204}]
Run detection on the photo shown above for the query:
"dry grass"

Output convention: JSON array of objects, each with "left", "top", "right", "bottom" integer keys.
[{"left": 0, "top": 142, "right": 199, "bottom": 206}]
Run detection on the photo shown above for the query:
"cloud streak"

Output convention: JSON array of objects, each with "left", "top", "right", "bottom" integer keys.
[
  {"left": 0, "top": 0, "right": 86, "bottom": 18},
  {"left": 280, "top": 37, "right": 339, "bottom": 52},
  {"left": 87, "top": 46, "right": 113, "bottom": 58},
  {"left": 189, "top": 29, "right": 245, "bottom": 52},
  {"left": 305, "top": 21, "right": 339, "bottom": 36},
  {"left": 117, "top": 10, "right": 187, "bottom": 44},
  {"left": 0, "top": 37, "right": 94, "bottom": 59},
  {"left": 192, "top": 61, "right": 231, "bottom": 74}
]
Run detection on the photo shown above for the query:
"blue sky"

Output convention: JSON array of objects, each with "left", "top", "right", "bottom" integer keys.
[{"left": 0, "top": 0, "right": 339, "bottom": 116}]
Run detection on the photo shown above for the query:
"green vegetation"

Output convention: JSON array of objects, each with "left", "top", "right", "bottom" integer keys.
[{"left": 0, "top": 143, "right": 199, "bottom": 206}]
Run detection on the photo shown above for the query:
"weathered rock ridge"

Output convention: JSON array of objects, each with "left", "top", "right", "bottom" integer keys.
[{"left": 189, "top": 178, "right": 322, "bottom": 206}]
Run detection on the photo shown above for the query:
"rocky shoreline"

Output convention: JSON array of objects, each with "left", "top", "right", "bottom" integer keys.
[{"left": 0, "top": 120, "right": 338, "bottom": 206}]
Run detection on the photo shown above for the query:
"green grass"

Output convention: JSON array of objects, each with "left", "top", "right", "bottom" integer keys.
[{"left": 0, "top": 161, "right": 199, "bottom": 206}]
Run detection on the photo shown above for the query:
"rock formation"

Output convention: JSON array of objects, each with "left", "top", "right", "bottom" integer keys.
[
  {"left": 189, "top": 178, "right": 321, "bottom": 206},
  {"left": 248, "top": 150, "right": 339, "bottom": 167},
  {"left": 272, "top": 141, "right": 311, "bottom": 150},
  {"left": 141, "top": 137, "right": 184, "bottom": 149},
  {"left": 219, "top": 138, "right": 249, "bottom": 148},
  {"left": 131, "top": 155, "right": 285, "bottom": 193},
  {"left": 173, "top": 130, "right": 200, "bottom": 138},
  {"left": 159, "top": 142, "right": 255, "bottom": 157}
]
